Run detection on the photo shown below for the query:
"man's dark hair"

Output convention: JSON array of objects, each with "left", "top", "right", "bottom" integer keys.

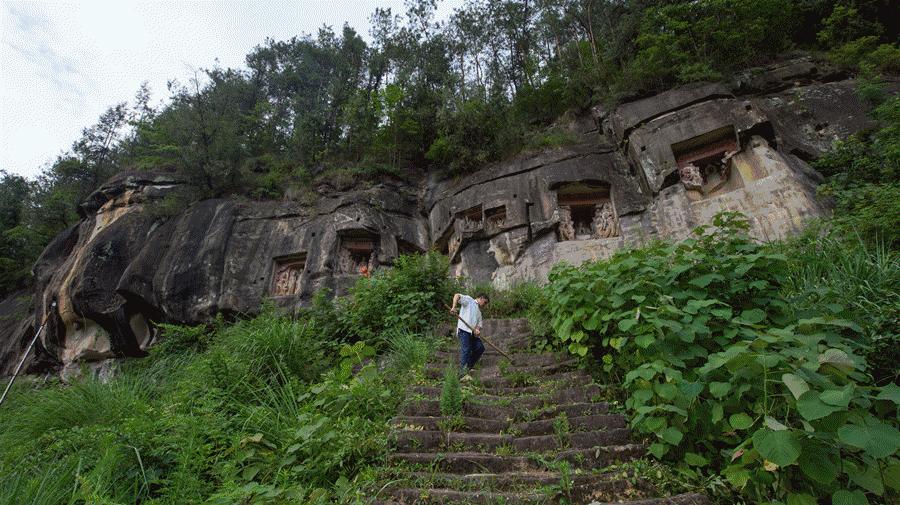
[{"left": 477, "top": 293, "right": 490, "bottom": 303}]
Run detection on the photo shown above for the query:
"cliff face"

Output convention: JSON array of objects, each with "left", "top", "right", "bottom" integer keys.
[{"left": 1, "top": 57, "right": 884, "bottom": 377}]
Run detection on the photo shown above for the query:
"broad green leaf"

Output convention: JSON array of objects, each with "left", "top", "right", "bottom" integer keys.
[
  {"left": 876, "top": 383, "right": 900, "bottom": 404},
  {"left": 689, "top": 273, "right": 724, "bottom": 287},
  {"left": 635, "top": 333, "right": 654, "bottom": 348},
  {"left": 679, "top": 381, "right": 704, "bottom": 400},
  {"left": 837, "top": 422, "right": 900, "bottom": 459},
  {"left": 884, "top": 463, "right": 900, "bottom": 490},
  {"left": 648, "top": 442, "right": 667, "bottom": 458},
  {"left": 711, "top": 402, "right": 724, "bottom": 423},
  {"left": 684, "top": 452, "right": 709, "bottom": 467},
  {"left": 723, "top": 465, "right": 750, "bottom": 488},
  {"left": 654, "top": 382, "right": 678, "bottom": 400},
  {"left": 753, "top": 429, "right": 801, "bottom": 467},
  {"left": 661, "top": 426, "right": 683, "bottom": 445},
  {"left": 820, "top": 384, "right": 854, "bottom": 408},
  {"left": 709, "top": 381, "right": 731, "bottom": 399},
  {"left": 832, "top": 489, "right": 869, "bottom": 505},
  {"left": 818, "top": 348, "right": 855, "bottom": 372},
  {"left": 847, "top": 461, "right": 884, "bottom": 495},
  {"left": 798, "top": 439, "right": 839, "bottom": 484},
  {"left": 797, "top": 390, "right": 842, "bottom": 421},
  {"left": 729, "top": 413, "right": 754, "bottom": 430},
  {"left": 739, "top": 308, "right": 766, "bottom": 324},
  {"left": 764, "top": 416, "right": 788, "bottom": 431},
  {"left": 618, "top": 318, "right": 638, "bottom": 332},
  {"left": 782, "top": 373, "right": 810, "bottom": 400},
  {"left": 787, "top": 494, "right": 816, "bottom": 505}
]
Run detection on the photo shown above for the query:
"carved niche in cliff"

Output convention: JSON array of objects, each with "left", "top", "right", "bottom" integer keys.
[
  {"left": 338, "top": 232, "right": 377, "bottom": 275},
  {"left": 484, "top": 205, "right": 507, "bottom": 232},
  {"left": 459, "top": 205, "right": 484, "bottom": 233},
  {"left": 555, "top": 182, "right": 619, "bottom": 241},
  {"left": 271, "top": 254, "right": 307, "bottom": 296},
  {"left": 672, "top": 126, "right": 743, "bottom": 197}
]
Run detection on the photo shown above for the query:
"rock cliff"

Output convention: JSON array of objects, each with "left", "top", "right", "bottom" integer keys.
[{"left": 0, "top": 57, "right": 885, "bottom": 376}]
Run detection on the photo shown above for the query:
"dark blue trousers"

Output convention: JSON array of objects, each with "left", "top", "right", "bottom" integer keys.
[{"left": 458, "top": 328, "right": 485, "bottom": 371}]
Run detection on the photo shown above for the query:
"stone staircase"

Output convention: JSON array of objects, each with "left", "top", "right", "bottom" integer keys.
[{"left": 375, "top": 319, "right": 708, "bottom": 504}]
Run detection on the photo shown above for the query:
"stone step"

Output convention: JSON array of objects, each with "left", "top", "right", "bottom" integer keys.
[
  {"left": 481, "top": 318, "right": 532, "bottom": 338},
  {"left": 589, "top": 493, "right": 710, "bottom": 505},
  {"left": 409, "top": 384, "right": 601, "bottom": 408},
  {"left": 390, "top": 412, "right": 627, "bottom": 437},
  {"left": 432, "top": 351, "right": 565, "bottom": 367},
  {"left": 400, "top": 398, "right": 609, "bottom": 420},
  {"left": 392, "top": 428, "right": 631, "bottom": 453},
  {"left": 404, "top": 470, "right": 648, "bottom": 495},
  {"left": 514, "top": 413, "right": 627, "bottom": 436},
  {"left": 391, "top": 415, "right": 508, "bottom": 433},
  {"left": 387, "top": 487, "right": 546, "bottom": 504},
  {"left": 388, "top": 444, "right": 644, "bottom": 473},
  {"left": 425, "top": 359, "right": 578, "bottom": 378},
  {"left": 423, "top": 367, "right": 591, "bottom": 389},
  {"left": 479, "top": 370, "right": 592, "bottom": 389}
]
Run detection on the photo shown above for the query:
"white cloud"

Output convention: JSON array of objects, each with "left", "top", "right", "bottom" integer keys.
[{"left": 0, "top": 0, "right": 462, "bottom": 178}]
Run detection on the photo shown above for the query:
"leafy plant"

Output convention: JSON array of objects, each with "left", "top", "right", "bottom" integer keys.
[
  {"left": 440, "top": 365, "right": 463, "bottom": 417},
  {"left": 547, "top": 212, "right": 900, "bottom": 503}
]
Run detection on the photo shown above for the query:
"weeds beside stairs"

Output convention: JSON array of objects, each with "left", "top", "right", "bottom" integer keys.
[{"left": 374, "top": 318, "right": 708, "bottom": 505}]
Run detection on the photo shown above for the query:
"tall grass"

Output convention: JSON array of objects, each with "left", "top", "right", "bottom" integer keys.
[{"left": 779, "top": 229, "right": 899, "bottom": 384}]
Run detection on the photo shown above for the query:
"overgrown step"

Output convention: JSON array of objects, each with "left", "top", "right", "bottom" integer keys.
[
  {"left": 390, "top": 413, "right": 627, "bottom": 437},
  {"left": 382, "top": 318, "right": 706, "bottom": 505},
  {"left": 392, "top": 427, "right": 631, "bottom": 453},
  {"left": 409, "top": 383, "right": 601, "bottom": 407},
  {"left": 400, "top": 399, "right": 610, "bottom": 420},
  {"left": 405, "top": 471, "right": 652, "bottom": 496},
  {"left": 431, "top": 350, "right": 565, "bottom": 367},
  {"left": 388, "top": 444, "right": 645, "bottom": 473},
  {"left": 387, "top": 487, "right": 547, "bottom": 504},
  {"left": 424, "top": 359, "right": 579, "bottom": 377},
  {"left": 588, "top": 494, "right": 710, "bottom": 505}
]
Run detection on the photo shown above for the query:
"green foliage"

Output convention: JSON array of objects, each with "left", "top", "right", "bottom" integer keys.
[
  {"left": 546, "top": 212, "right": 900, "bottom": 503},
  {"left": 0, "top": 307, "right": 433, "bottom": 504},
  {"left": 440, "top": 365, "right": 463, "bottom": 417},
  {"left": 779, "top": 228, "right": 899, "bottom": 386},
  {"left": 814, "top": 96, "right": 900, "bottom": 246},
  {"left": 337, "top": 252, "right": 460, "bottom": 345},
  {"left": 466, "top": 281, "right": 552, "bottom": 342}
]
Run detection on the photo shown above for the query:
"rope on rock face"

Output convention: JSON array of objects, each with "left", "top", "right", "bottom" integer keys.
[{"left": 0, "top": 302, "right": 56, "bottom": 407}]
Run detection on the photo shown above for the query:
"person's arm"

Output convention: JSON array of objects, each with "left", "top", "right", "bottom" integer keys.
[
  {"left": 474, "top": 312, "right": 483, "bottom": 335},
  {"left": 449, "top": 293, "right": 462, "bottom": 313}
]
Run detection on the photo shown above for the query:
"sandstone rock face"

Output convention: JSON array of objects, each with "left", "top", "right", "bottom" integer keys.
[{"left": 1, "top": 58, "right": 886, "bottom": 374}]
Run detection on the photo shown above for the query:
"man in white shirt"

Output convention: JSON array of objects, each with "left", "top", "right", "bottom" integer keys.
[{"left": 449, "top": 292, "right": 490, "bottom": 377}]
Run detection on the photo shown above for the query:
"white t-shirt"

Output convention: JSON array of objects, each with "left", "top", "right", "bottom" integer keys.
[{"left": 457, "top": 294, "right": 483, "bottom": 333}]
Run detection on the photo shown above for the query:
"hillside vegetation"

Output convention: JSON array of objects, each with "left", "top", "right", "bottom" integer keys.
[{"left": 1, "top": 0, "right": 898, "bottom": 297}]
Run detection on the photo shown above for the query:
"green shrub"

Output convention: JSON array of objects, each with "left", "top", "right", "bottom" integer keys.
[
  {"left": 546, "top": 212, "right": 900, "bottom": 503},
  {"left": 338, "top": 251, "right": 460, "bottom": 345},
  {"left": 440, "top": 365, "right": 463, "bottom": 417}
]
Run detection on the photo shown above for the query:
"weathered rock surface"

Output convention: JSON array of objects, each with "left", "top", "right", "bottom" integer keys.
[{"left": 1, "top": 57, "right": 890, "bottom": 374}]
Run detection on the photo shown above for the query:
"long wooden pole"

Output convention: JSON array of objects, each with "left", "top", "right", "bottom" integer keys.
[
  {"left": 446, "top": 305, "right": 516, "bottom": 364},
  {"left": 0, "top": 303, "right": 55, "bottom": 407}
]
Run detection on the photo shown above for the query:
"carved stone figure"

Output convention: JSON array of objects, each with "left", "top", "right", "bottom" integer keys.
[
  {"left": 272, "top": 261, "right": 303, "bottom": 296},
  {"left": 679, "top": 163, "right": 704, "bottom": 190},
  {"left": 558, "top": 206, "right": 575, "bottom": 241},
  {"left": 462, "top": 217, "right": 482, "bottom": 231},
  {"left": 592, "top": 202, "right": 618, "bottom": 239},
  {"left": 337, "top": 247, "right": 374, "bottom": 274}
]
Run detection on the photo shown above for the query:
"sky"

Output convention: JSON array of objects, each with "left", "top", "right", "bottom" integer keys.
[{"left": 1, "top": 0, "right": 462, "bottom": 178}]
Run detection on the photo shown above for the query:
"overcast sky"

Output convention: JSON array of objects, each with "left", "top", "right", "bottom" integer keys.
[{"left": 1, "top": 0, "right": 461, "bottom": 178}]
